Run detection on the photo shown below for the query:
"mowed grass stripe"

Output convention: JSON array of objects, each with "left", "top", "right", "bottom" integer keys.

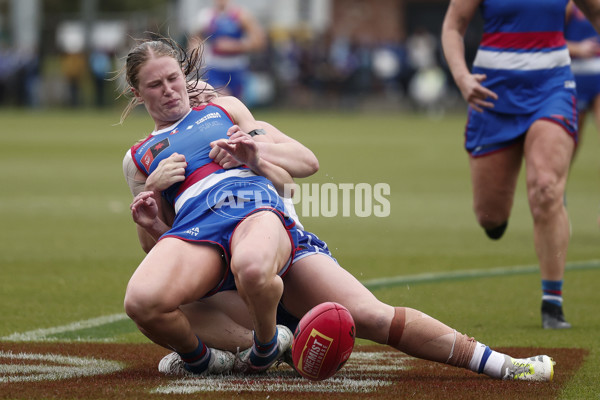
[{"left": 3, "top": 259, "right": 599, "bottom": 342}]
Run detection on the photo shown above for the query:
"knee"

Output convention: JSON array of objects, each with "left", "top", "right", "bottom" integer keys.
[
  {"left": 473, "top": 207, "right": 508, "bottom": 230},
  {"left": 473, "top": 208, "right": 508, "bottom": 239},
  {"left": 123, "top": 285, "right": 162, "bottom": 325},
  {"left": 528, "top": 175, "right": 562, "bottom": 221},
  {"left": 231, "top": 251, "right": 272, "bottom": 290},
  {"left": 352, "top": 304, "right": 392, "bottom": 343}
]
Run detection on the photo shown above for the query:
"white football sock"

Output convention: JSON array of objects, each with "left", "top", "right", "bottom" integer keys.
[{"left": 468, "top": 342, "right": 507, "bottom": 379}]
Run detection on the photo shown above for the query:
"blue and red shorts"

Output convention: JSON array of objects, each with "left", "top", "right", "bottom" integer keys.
[{"left": 464, "top": 89, "right": 578, "bottom": 157}]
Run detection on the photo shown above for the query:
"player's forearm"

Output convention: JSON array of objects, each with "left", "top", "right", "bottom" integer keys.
[
  {"left": 250, "top": 157, "right": 296, "bottom": 198},
  {"left": 441, "top": 29, "right": 470, "bottom": 85},
  {"left": 134, "top": 192, "right": 173, "bottom": 253},
  {"left": 256, "top": 142, "right": 319, "bottom": 178},
  {"left": 441, "top": 0, "right": 476, "bottom": 85}
]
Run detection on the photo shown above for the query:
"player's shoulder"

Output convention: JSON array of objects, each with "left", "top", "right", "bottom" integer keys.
[{"left": 211, "top": 95, "right": 245, "bottom": 111}]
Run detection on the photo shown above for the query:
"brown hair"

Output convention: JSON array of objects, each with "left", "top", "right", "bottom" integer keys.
[{"left": 115, "top": 34, "right": 207, "bottom": 124}]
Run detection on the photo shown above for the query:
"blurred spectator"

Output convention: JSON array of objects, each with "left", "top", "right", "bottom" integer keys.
[
  {"left": 21, "top": 48, "right": 42, "bottom": 108},
  {"left": 187, "top": 0, "right": 266, "bottom": 101},
  {"left": 60, "top": 51, "right": 86, "bottom": 107},
  {"left": 0, "top": 45, "right": 18, "bottom": 105},
  {"left": 372, "top": 41, "right": 402, "bottom": 99},
  {"left": 89, "top": 48, "right": 112, "bottom": 107},
  {"left": 0, "top": 45, "right": 41, "bottom": 107},
  {"left": 406, "top": 27, "right": 446, "bottom": 113},
  {"left": 406, "top": 26, "right": 438, "bottom": 71}
]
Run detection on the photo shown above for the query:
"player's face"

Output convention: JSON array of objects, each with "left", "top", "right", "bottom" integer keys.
[{"left": 133, "top": 56, "right": 190, "bottom": 130}]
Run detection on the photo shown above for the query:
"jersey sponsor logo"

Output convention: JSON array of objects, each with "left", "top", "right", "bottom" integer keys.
[
  {"left": 185, "top": 227, "right": 200, "bottom": 236},
  {"left": 194, "top": 112, "right": 222, "bottom": 126},
  {"left": 141, "top": 138, "right": 170, "bottom": 172},
  {"left": 296, "top": 328, "right": 333, "bottom": 379},
  {"left": 564, "top": 80, "right": 576, "bottom": 89}
]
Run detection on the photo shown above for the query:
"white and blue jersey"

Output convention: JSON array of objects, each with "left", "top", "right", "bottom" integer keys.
[
  {"left": 465, "top": 0, "right": 578, "bottom": 156},
  {"left": 130, "top": 104, "right": 298, "bottom": 296},
  {"left": 565, "top": 4, "right": 600, "bottom": 111}
]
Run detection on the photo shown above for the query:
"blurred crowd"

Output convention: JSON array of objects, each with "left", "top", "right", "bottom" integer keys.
[
  {"left": 0, "top": 26, "right": 454, "bottom": 112},
  {"left": 263, "top": 26, "right": 451, "bottom": 112}
]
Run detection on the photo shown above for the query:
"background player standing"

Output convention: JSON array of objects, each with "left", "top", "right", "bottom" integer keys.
[
  {"left": 441, "top": 0, "right": 600, "bottom": 329},
  {"left": 188, "top": 0, "right": 267, "bottom": 100}
]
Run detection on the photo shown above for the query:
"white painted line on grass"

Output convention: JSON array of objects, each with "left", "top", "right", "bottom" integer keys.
[
  {"left": 0, "top": 313, "right": 129, "bottom": 342},
  {"left": 0, "top": 350, "right": 124, "bottom": 383},
  {"left": 362, "top": 259, "right": 600, "bottom": 290},
  {"left": 151, "top": 351, "right": 408, "bottom": 394}
]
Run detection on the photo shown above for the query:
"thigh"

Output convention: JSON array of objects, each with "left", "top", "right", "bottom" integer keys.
[
  {"left": 127, "top": 238, "right": 226, "bottom": 307},
  {"left": 230, "top": 211, "right": 292, "bottom": 275},
  {"left": 524, "top": 119, "right": 575, "bottom": 190},
  {"left": 282, "top": 254, "right": 392, "bottom": 320},
  {"left": 469, "top": 142, "right": 523, "bottom": 217},
  {"left": 190, "top": 291, "right": 254, "bottom": 329}
]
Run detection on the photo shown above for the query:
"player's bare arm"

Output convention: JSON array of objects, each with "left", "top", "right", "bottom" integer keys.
[{"left": 441, "top": 0, "right": 498, "bottom": 112}]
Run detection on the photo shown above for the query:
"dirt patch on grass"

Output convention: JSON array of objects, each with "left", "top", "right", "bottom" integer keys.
[{"left": 0, "top": 342, "right": 587, "bottom": 400}]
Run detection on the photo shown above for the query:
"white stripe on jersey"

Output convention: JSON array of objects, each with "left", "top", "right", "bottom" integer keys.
[
  {"left": 174, "top": 168, "right": 257, "bottom": 214},
  {"left": 473, "top": 48, "right": 570, "bottom": 71},
  {"left": 283, "top": 197, "right": 303, "bottom": 231},
  {"left": 570, "top": 57, "right": 600, "bottom": 74}
]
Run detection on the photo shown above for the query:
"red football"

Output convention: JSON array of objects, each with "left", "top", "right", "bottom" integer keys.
[{"left": 292, "top": 302, "right": 355, "bottom": 381}]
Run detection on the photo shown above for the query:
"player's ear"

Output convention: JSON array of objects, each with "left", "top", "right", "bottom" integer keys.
[{"left": 131, "top": 87, "right": 144, "bottom": 103}]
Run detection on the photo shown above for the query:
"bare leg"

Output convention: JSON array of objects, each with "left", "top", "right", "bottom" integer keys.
[
  {"left": 283, "top": 256, "right": 472, "bottom": 365},
  {"left": 524, "top": 120, "right": 574, "bottom": 281},
  {"left": 283, "top": 255, "right": 555, "bottom": 380},
  {"left": 181, "top": 292, "right": 253, "bottom": 352},
  {"left": 230, "top": 211, "right": 291, "bottom": 344},
  {"left": 469, "top": 142, "right": 523, "bottom": 238},
  {"left": 124, "top": 238, "right": 225, "bottom": 353}
]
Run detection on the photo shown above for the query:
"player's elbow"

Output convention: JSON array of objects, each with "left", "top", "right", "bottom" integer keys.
[
  {"left": 307, "top": 156, "right": 320, "bottom": 175},
  {"left": 298, "top": 153, "right": 319, "bottom": 178}
]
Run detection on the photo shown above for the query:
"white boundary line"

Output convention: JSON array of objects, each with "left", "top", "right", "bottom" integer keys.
[
  {"left": 0, "top": 350, "right": 124, "bottom": 383},
  {"left": 0, "top": 313, "right": 129, "bottom": 342},
  {"left": 362, "top": 259, "right": 600, "bottom": 290}
]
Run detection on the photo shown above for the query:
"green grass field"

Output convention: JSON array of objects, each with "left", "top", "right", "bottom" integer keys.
[{"left": 1, "top": 108, "right": 599, "bottom": 398}]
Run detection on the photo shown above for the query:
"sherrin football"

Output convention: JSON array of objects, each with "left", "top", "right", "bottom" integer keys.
[{"left": 292, "top": 302, "right": 355, "bottom": 381}]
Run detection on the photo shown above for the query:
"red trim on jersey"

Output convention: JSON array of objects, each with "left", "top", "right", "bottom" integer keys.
[
  {"left": 175, "top": 162, "right": 224, "bottom": 197},
  {"left": 481, "top": 31, "right": 566, "bottom": 49}
]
